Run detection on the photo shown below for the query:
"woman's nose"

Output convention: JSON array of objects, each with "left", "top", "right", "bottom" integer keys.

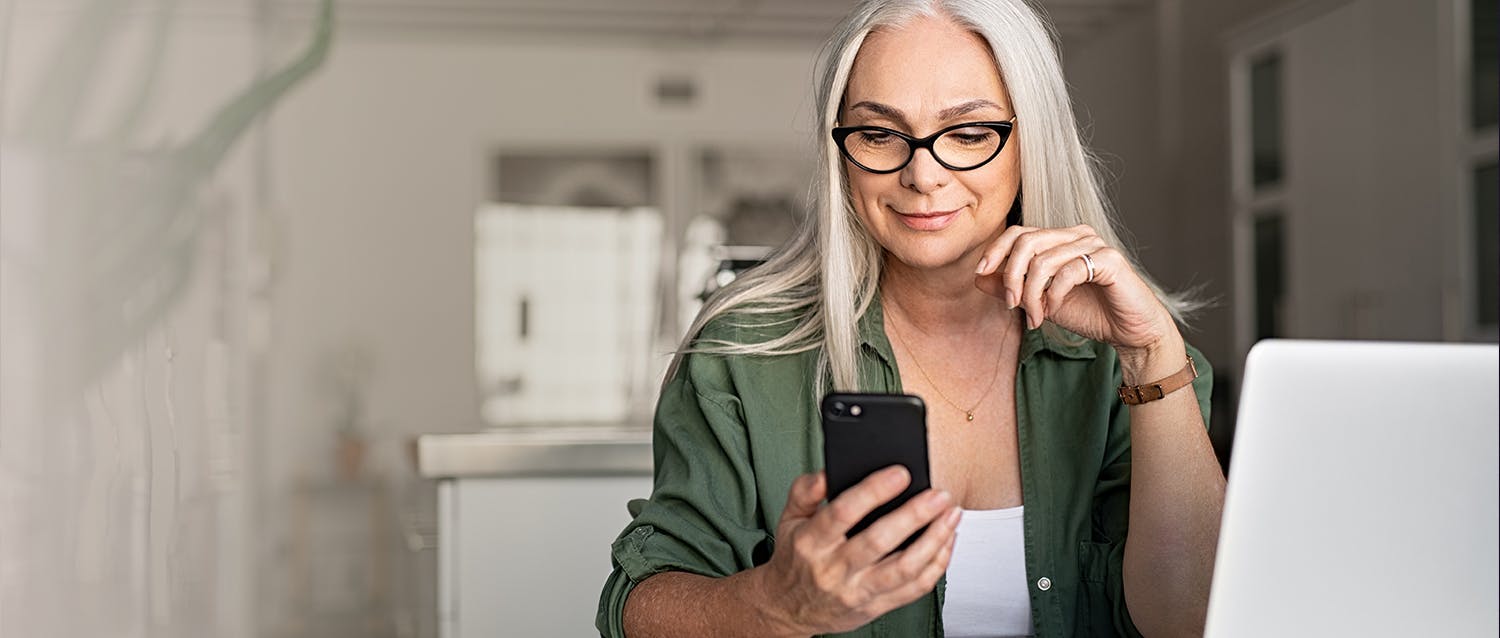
[{"left": 899, "top": 147, "right": 950, "bottom": 193}]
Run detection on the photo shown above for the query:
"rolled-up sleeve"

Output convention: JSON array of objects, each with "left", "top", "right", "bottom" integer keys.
[
  {"left": 1081, "top": 344, "right": 1214, "bottom": 638},
  {"left": 596, "top": 351, "right": 773, "bottom": 637}
]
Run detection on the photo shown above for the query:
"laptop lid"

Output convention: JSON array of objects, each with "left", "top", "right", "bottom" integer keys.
[{"left": 1205, "top": 340, "right": 1499, "bottom": 637}]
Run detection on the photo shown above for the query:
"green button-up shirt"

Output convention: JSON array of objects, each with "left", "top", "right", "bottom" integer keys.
[{"left": 597, "top": 295, "right": 1212, "bottom": 637}]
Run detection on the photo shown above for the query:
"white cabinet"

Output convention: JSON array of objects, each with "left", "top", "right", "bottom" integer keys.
[
  {"left": 438, "top": 475, "right": 652, "bottom": 638},
  {"left": 422, "top": 429, "right": 654, "bottom": 638}
]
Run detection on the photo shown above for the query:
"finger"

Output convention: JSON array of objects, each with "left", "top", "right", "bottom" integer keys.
[
  {"left": 862, "top": 504, "right": 960, "bottom": 587},
  {"left": 1041, "top": 251, "right": 1094, "bottom": 316},
  {"left": 975, "top": 224, "right": 1035, "bottom": 276},
  {"left": 894, "top": 532, "right": 957, "bottom": 604},
  {"left": 995, "top": 226, "right": 1089, "bottom": 309},
  {"left": 1020, "top": 236, "right": 1107, "bottom": 328},
  {"left": 809, "top": 465, "right": 911, "bottom": 544},
  {"left": 781, "top": 472, "right": 827, "bottom": 527},
  {"left": 838, "top": 488, "right": 953, "bottom": 567},
  {"left": 863, "top": 508, "right": 961, "bottom": 610},
  {"left": 1082, "top": 246, "right": 1127, "bottom": 287}
]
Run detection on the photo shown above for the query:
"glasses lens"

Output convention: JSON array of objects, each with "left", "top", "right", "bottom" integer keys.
[
  {"left": 843, "top": 129, "right": 910, "bottom": 172},
  {"left": 934, "top": 125, "right": 1005, "bottom": 169}
]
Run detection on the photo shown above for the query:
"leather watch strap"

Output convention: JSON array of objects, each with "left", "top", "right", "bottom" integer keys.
[{"left": 1117, "top": 354, "right": 1199, "bottom": 405}]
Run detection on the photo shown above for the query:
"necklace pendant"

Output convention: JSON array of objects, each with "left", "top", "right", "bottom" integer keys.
[{"left": 965, "top": 411, "right": 974, "bottom": 422}]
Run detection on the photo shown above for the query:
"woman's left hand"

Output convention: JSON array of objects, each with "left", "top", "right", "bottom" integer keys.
[{"left": 973, "top": 223, "right": 1177, "bottom": 353}]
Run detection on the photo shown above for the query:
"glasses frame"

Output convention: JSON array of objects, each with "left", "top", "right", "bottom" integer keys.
[{"left": 830, "top": 117, "right": 1017, "bottom": 174}]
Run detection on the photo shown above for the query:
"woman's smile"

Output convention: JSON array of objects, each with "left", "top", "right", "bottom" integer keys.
[{"left": 891, "top": 205, "right": 965, "bottom": 231}]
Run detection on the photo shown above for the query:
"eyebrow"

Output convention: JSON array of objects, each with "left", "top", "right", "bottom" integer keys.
[{"left": 847, "top": 99, "right": 1007, "bottom": 126}]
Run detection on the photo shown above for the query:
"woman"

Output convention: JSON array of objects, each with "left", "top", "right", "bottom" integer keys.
[{"left": 597, "top": 1, "right": 1225, "bottom": 636}]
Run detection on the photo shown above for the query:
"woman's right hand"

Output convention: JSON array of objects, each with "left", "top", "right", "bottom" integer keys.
[{"left": 752, "top": 467, "right": 962, "bottom": 637}]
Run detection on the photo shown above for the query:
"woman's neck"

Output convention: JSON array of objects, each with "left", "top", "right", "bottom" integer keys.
[{"left": 880, "top": 253, "right": 1014, "bottom": 338}]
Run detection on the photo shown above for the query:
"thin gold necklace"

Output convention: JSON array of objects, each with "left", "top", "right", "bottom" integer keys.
[{"left": 886, "top": 308, "right": 1015, "bottom": 422}]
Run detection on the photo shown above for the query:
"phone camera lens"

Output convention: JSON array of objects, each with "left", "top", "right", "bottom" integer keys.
[
  {"left": 832, "top": 401, "right": 846, "bottom": 416},
  {"left": 849, "top": 405, "right": 862, "bottom": 416}
]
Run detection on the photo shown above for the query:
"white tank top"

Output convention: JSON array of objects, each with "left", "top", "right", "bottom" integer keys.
[{"left": 941, "top": 506, "right": 1034, "bottom": 638}]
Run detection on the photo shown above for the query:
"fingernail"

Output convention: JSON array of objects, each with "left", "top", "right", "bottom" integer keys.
[
  {"left": 976, "top": 257, "right": 989, "bottom": 274},
  {"left": 946, "top": 508, "right": 962, "bottom": 525},
  {"left": 885, "top": 465, "right": 910, "bottom": 484},
  {"left": 934, "top": 490, "right": 952, "bottom": 506},
  {"left": 1006, "top": 291, "right": 1017, "bottom": 308}
]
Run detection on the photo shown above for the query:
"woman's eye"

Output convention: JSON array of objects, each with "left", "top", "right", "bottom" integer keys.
[
  {"left": 856, "top": 131, "right": 896, "bottom": 145},
  {"left": 949, "top": 130, "right": 994, "bottom": 146}
]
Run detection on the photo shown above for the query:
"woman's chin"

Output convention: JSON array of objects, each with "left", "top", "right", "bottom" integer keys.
[{"left": 883, "top": 242, "right": 973, "bottom": 273}]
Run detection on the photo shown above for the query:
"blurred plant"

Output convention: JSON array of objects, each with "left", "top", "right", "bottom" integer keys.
[
  {"left": 314, "top": 340, "right": 376, "bottom": 479},
  {"left": 8, "top": 0, "right": 334, "bottom": 403},
  {"left": 314, "top": 341, "right": 376, "bottom": 438}
]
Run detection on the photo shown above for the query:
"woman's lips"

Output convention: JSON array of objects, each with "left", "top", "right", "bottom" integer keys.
[{"left": 894, "top": 207, "right": 961, "bottom": 231}]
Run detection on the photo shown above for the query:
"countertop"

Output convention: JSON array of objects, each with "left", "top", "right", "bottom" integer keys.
[{"left": 417, "top": 424, "right": 653, "bottom": 479}]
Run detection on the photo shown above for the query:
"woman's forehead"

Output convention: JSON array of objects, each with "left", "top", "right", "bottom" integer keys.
[{"left": 844, "top": 15, "right": 1009, "bottom": 118}]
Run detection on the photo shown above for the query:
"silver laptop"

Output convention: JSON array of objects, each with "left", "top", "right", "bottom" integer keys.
[{"left": 1205, "top": 340, "right": 1499, "bottom": 637}]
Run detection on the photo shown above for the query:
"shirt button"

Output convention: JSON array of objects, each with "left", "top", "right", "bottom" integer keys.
[{"left": 1037, "top": 577, "right": 1052, "bottom": 591}]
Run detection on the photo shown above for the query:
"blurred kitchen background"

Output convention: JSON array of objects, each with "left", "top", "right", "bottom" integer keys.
[{"left": 0, "top": 0, "right": 1493, "bottom": 636}]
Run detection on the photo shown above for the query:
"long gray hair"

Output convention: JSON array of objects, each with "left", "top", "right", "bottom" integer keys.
[{"left": 667, "top": 0, "right": 1201, "bottom": 393}]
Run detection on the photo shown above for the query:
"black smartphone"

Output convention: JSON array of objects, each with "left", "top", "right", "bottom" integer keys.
[{"left": 820, "top": 392, "right": 932, "bottom": 551}]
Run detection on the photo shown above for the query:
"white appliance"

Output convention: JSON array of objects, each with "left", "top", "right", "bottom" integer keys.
[{"left": 474, "top": 203, "right": 662, "bottom": 426}]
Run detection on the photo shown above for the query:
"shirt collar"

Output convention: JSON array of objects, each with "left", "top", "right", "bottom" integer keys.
[{"left": 857, "top": 291, "right": 1098, "bottom": 367}]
